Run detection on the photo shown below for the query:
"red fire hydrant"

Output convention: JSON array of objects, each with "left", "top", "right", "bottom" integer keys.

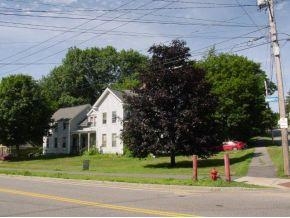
[{"left": 210, "top": 168, "right": 218, "bottom": 181}]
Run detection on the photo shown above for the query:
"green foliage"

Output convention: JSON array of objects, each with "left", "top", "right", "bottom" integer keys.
[
  {"left": 122, "top": 145, "right": 134, "bottom": 157},
  {"left": 82, "top": 147, "right": 99, "bottom": 156},
  {"left": 0, "top": 149, "right": 255, "bottom": 187},
  {"left": 111, "top": 74, "right": 140, "bottom": 91},
  {"left": 267, "top": 145, "right": 284, "bottom": 177},
  {"left": 123, "top": 40, "right": 220, "bottom": 166},
  {"left": 40, "top": 46, "right": 147, "bottom": 110},
  {"left": 200, "top": 53, "right": 277, "bottom": 141},
  {"left": 0, "top": 74, "right": 52, "bottom": 149}
]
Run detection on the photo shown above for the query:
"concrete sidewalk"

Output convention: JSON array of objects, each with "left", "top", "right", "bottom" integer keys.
[
  {"left": 235, "top": 176, "right": 290, "bottom": 189},
  {"left": 246, "top": 146, "right": 276, "bottom": 178},
  {"left": 235, "top": 146, "right": 290, "bottom": 188}
]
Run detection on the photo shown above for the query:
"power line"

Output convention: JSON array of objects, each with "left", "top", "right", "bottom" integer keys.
[
  {"left": 0, "top": 21, "right": 265, "bottom": 40},
  {"left": 0, "top": 6, "right": 258, "bottom": 27},
  {"left": 0, "top": 11, "right": 265, "bottom": 28},
  {"left": 152, "top": 0, "right": 256, "bottom": 6},
  {"left": 1, "top": 0, "right": 174, "bottom": 75},
  {"left": 235, "top": 0, "right": 268, "bottom": 37},
  {"left": 0, "top": 0, "right": 135, "bottom": 63},
  {"left": 189, "top": 26, "right": 269, "bottom": 55},
  {"left": 0, "top": 25, "right": 266, "bottom": 73}
]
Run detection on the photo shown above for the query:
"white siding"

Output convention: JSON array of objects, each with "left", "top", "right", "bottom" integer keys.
[
  {"left": 43, "top": 120, "right": 70, "bottom": 154},
  {"left": 43, "top": 105, "right": 91, "bottom": 155},
  {"left": 96, "top": 92, "right": 124, "bottom": 154}
]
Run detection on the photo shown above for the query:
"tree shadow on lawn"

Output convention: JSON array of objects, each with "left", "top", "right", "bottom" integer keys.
[{"left": 144, "top": 152, "right": 253, "bottom": 169}]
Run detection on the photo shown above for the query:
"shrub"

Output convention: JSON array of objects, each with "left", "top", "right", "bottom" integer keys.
[{"left": 83, "top": 147, "right": 99, "bottom": 156}]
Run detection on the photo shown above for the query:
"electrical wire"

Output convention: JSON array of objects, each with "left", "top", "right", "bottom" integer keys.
[
  {"left": 1, "top": 0, "right": 175, "bottom": 75},
  {"left": 0, "top": 0, "right": 136, "bottom": 63}
]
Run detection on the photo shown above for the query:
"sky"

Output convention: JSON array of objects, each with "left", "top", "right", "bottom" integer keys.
[{"left": 0, "top": 0, "right": 289, "bottom": 112}]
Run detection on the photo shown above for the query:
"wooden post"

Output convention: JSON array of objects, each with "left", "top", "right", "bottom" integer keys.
[
  {"left": 224, "top": 153, "right": 231, "bottom": 182},
  {"left": 192, "top": 155, "right": 198, "bottom": 181}
]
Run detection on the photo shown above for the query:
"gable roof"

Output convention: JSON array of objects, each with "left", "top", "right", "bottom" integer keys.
[
  {"left": 52, "top": 104, "right": 91, "bottom": 122},
  {"left": 91, "top": 87, "right": 132, "bottom": 109},
  {"left": 110, "top": 89, "right": 125, "bottom": 102}
]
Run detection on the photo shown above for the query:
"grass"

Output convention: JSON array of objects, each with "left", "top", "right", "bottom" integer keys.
[
  {"left": 267, "top": 145, "right": 286, "bottom": 177},
  {"left": 0, "top": 148, "right": 255, "bottom": 187}
]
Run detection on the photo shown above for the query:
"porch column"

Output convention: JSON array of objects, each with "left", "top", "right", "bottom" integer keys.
[
  {"left": 78, "top": 133, "right": 81, "bottom": 153},
  {"left": 88, "top": 132, "right": 91, "bottom": 151}
]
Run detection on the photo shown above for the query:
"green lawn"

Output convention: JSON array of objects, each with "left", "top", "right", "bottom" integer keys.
[
  {"left": 0, "top": 148, "right": 255, "bottom": 187},
  {"left": 267, "top": 145, "right": 287, "bottom": 177}
]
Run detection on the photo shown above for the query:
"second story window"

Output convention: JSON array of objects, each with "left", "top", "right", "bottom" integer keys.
[
  {"left": 63, "top": 122, "right": 67, "bottom": 130},
  {"left": 54, "top": 138, "right": 58, "bottom": 148},
  {"left": 102, "top": 112, "right": 107, "bottom": 124},
  {"left": 112, "top": 111, "right": 117, "bottom": 123},
  {"left": 54, "top": 123, "right": 58, "bottom": 132},
  {"left": 90, "top": 116, "right": 96, "bottom": 126},
  {"left": 93, "top": 116, "right": 97, "bottom": 126}
]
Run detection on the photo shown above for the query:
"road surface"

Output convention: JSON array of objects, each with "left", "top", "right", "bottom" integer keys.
[{"left": 0, "top": 174, "right": 289, "bottom": 217}]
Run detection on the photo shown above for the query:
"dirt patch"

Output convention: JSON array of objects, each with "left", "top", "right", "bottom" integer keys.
[{"left": 278, "top": 182, "right": 290, "bottom": 188}]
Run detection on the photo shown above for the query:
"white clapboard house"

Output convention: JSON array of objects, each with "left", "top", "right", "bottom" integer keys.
[{"left": 43, "top": 88, "right": 129, "bottom": 155}]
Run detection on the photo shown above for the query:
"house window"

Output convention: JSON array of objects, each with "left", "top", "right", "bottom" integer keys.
[
  {"left": 112, "top": 133, "right": 117, "bottom": 147},
  {"left": 112, "top": 111, "right": 117, "bottom": 123},
  {"left": 102, "top": 113, "right": 107, "bottom": 124},
  {"left": 90, "top": 116, "right": 96, "bottom": 126},
  {"left": 63, "top": 122, "right": 67, "bottom": 130},
  {"left": 93, "top": 116, "right": 97, "bottom": 126},
  {"left": 46, "top": 138, "right": 49, "bottom": 148},
  {"left": 54, "top": 123, "right": 58, "bottom": 132},
  {"left": 102, "top": 134, "right": 107, "bottom": 147},
  {"left": 62, "top": 137, "right": 66, "bottom": 148},
  {"left": 54, "top": 138, "right": 58, "bottom": 148}
]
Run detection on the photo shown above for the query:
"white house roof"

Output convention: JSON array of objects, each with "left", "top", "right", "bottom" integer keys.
[
  {"left": 91, "top": 87, "right": 132, "bottom": 109},
  {"left": 52, "top": 104, "right": 91, "bottom": 122}
]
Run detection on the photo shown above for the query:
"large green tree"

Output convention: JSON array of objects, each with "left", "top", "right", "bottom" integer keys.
[
  {"left": 123, "top": 40, "right": 220, "bottom": 166},
  {"left": 0, "top": 74, "right": 52, "bottom": 153},
  {"left": 201, "top": 52, "right": 276, "bottom": 141},
  {"left": 40, "top": 46, "right": 147, "bottom": 110}
]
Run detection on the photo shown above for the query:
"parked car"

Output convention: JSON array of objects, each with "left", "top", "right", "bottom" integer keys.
[
  {"left": 222, "top": 141, "right": 246, "bottom": 151},
  {"left": 0, "top": 154, "right": 12, "bottom": 161}
]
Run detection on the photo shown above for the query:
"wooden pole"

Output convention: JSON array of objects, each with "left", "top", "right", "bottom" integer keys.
[
  {"left": 224, "top": 153, "right": 231, "bottom": 182},
  {"left": 192, "top": 155, "right": 198, "bottom": 181}
]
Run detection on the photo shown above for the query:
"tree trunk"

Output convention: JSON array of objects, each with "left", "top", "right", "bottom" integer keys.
[{"left": 170, "top": 152, "right": 176, "bottom": 167}]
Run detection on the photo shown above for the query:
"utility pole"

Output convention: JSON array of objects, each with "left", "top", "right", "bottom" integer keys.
[{"left": 258, "top": 0, "right": 290, "bottom": 175}]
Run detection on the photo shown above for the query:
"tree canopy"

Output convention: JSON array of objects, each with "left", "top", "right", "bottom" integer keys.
[
  {"left": 201, "top": 52, "right": 276, "bottom": 140},
  {"left": 0, "top": 74, "right": 52, "bottom": 151},
  {"left": 123, "top": 40, "right": 220, "bottom": 166},
  {"left": 40, "top": 46, "right": 147, "bottom": 110}
]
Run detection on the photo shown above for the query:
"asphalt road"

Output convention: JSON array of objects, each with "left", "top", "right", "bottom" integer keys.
[{"left": 0, "top": 175, "right": 290, "bottom": 217}]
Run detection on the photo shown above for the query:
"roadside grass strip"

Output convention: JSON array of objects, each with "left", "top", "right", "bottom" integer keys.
[{"left": 0, "top": 187, "right": 195, "bottom": 217}]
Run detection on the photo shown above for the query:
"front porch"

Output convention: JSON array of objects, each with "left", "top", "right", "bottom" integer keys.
[{"left": 71, "top": 130, "right": 96, "bottom": 155}]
